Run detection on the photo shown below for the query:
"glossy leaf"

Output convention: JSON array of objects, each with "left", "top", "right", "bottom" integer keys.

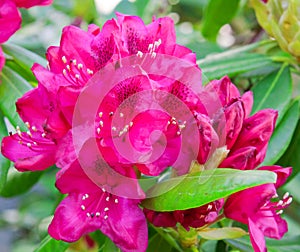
[
  {"left": 199, "top": 53, "right": 273, "bottom": 83},
  {"left": 262, "top": 99, "right": 299, "bottom": 166},
  {"left": 0, "top": 168, "right": 43, "bottom": 197},
  {"left": 34, "top": 235, "right": 69, "bottom": 252},
  {"left": 201, "top": 0, "right": 240, "bottom": 41},
  {"left": 251, "top": 65, "right": 292, "bottom": 123},
  {"left": 198, "top": 227, "right": 247, "bottom": 240},
  {"left": 141, "top": 168, "right": 276, "bottom": 211},
  {"left": 0, "top": 110, "right": 10, "bottom": 192},
  {"left": 0, "top": 66, "right": 31, "bottom": 128},
  {"left": 147, "top": 234, "right": 174, "bottom": 252},
  {"left": 2, "top": 43, "right": 46, "bottom": 70}
]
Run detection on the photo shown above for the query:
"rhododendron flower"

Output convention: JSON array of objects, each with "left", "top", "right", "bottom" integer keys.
[
  {"left": 0, "top": 0, "right": 53, "bottom": 71},
  {"left": 144, "top": 199, "right": 224, "bottom": 230},
  {"left": 224, "top": 166, "right": 293, "bottom": 252},
  {"left": 0, "top": 0, "right": 22, "bottom": 44},
  {"left": 205, "top": 76, "right": 277, "bottom": 170},
  {"left": 0, "top": 47, "right": 4, "bottom": 71}
]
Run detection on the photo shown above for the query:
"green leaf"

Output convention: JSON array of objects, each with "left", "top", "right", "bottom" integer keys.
[
  {"left": 266, "top": 235, "right": 300, "bottom": 252},
  {"left": 226, "top": 235, "right": 300, "bottom": 252},
  {"left": 147, "top": 233, "right": 174, "bottom": 252},
  {"left": 34, "top": 235, "right": 69, "bottom": 252},
  {"left": 0, "top": 168, "right": 43, "bottom": 197},
  {"left": 201, "top": 0, "right": 240, "bottom": 41},
  {"left": 251, "top": 65, "right": 292, "bottom": 123},
  {"left": 2, "top": 43, "right": 46, "bottom": 70},
  {"left": 0, "top": 66, "right": 32, "bottom": 128},
  {"left": 153, "top": 226, "right": 183, "bottom": 252},
  {"left": 262, "top": 99, "right": 300, "bottom": 166},
  {"left": 199, "top": 53, "right": 273, "bottom": 83},
  {"left": 198, "top": 227, "right": 247, "bottom": 240},
  {"left": 0, "top": 110, "right": 10, "bottom": 192},
  {"left": 278, "top": 118, "right": 300, "bottom": 181},
  {"left": 141, "top": 168, "right": 276, "bottom": 211},
  {"left": 99, "top": 237, "right": 120, "bottom": 252}
]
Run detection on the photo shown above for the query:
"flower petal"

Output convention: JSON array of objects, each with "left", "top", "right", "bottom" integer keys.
[
  {"left": 241, "top": 91, "right": 253, "bottom": 118},
  {"left": 1, "top": 132, "right": 56, "bottom": 171},
  {"left": 248, "top": 217, "right": 267, "bottom": 252},
  {"left": 0, "top": 0, "right": 21, "bottom": 43},
  {"left": 258, "top": 165, "right": 292, "bottom": 188},
  {"left": 49, "top": 193, "right": 148, "bottom": 252},
  {"left": 13, "top": 0, "right": 53, "bottom": 8}
]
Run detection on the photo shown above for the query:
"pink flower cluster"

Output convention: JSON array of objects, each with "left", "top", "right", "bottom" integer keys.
[
  {"left": 0, "top": 0, "right": 53, "bottom": 70},
  {"left": 1, "top": 13, "right": 292, "bottom": 252}
]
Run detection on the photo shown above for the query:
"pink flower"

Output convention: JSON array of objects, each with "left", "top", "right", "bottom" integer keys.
[
  {"left": 13, "top": 0, "right": 52, "bottom": 8},
  {"left": 0, "top": 47, "right": 5, "bottom": 71},
  {"left": 206, "top": 76, "right": 277, "bottom": 170},
  {"left": 49, "top": 159, "right": 148, "bottom": 252},
  {"left": 224, "top": 166, "right": 293, "bottom": 252},
  {"left": 0, "top": 0, "right": 22, "bottom": 44},
  {"left": 144, "top": 199, "right": 224, "bottom": 230}
]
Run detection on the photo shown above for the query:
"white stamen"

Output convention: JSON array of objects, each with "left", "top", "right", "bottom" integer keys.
[
  {"left": 72, "top": 59, "right": 77, "bottom": 65},
  {"left": 286, "top": 197, "right": 293, "bottom": 205},
  {"left": 33, "top": 142, "right": 37, "bottom": 145},
  {"left": 283, "top": 192, "right": 290, "bottom": 200},
  {"left": 272, "top": 193, "right": 279, "bottom": 198},
  {"left": 27, "top": 143, "right": 32, "bottom": 148},
  {"left": 207, "top": 204, "right": 212, "bottom": 210},
  {"left": 176, "top": 131, "right": 181, "bottom": 136},
  {"left": 151, "top": 52, "right": 157, "bottom": 58},
  {"left": 99, "top": 112, "right": 103, "bottom": 118},
  {"left": 26, "top": 131, "right": 32, "bottom": 137},
  {"left": 75, "top": 74, "right": 80, "bottom": 79},
  {"left": 136, "top": 51, "right": 143, "bottom": 58},
  {"left": 277, "top": 210, "right": 283, "bottom": 215},
  {"left": 42, "top": 133, "right": 46, "bottom": 138},
  {"left": 106, "top": 196, "right": 110, "bottom": 202},
  {"left": 96, "top": 212, "right": 100, "bottom": 217},
  {"left": 120, "top": 112, "right": 124, "bottom": 118},
  {"left": 109, "top": 112, "right": 114, "bottom": 116},
  {"left": 97, "top": 128, "right": 101, "bottom": 134},
  {"left": 99, "top": 121, "right": 104, "bottom": 127},
  {"left": 66, "top": 65, "right": 71, "bottom": 71},
  {"left": 31, "top": 126, "right": 37, "bottom": 132},
  {"left": 112, "top": 126, "right": 117, "bottom": 131},
  {"left": 81, "top": 205, "right": 86, "bottom": 210},
  {"left": 16, "top": 126, "right": 20, "bottom": 131},
  {"left": 87, "top": 213, "right": 91, "bottom": 217},
  {"left": 104, "top": 215, "right": 108, "bottom": 220},
  {"left": 87, "top": 69, "right": 94, "bottom": 75},
  {"left": 104, "top": 207, "right": 109, "bottom": 212},
  {"left": 82, "top": 196, "right": 86, "bottom": 200},
  {"left": 115, "top": 199, "right": 118, "bottom": 204},
  {"left": 63, "top": 69, "right": 67, "bottom": 76},
  {"left": 85, "top": 194, "right": 89, "bottom": 198},
  {"left": 277, "top": 200, "right": 283, "bottom": 206},
  {"left": 172, "top": 121, "right": 177, "bottom": 125},
  {"left": 102, "top": 187, "right": 106, "bottom": 193},
  {"left": 78, "top": 63, "right": 83, "bottom": 70},
  {"left": 148, "top": 44, "right": 153, "bottom": 52},
  {"left": 25, "top": 122, "right": 30, "bottom": 128},
  {"left": 62, "top": 56, "right": 67, "bottom": 64},
  {"left": 129, "top": 122, "right": 133, "bottom": 127}
]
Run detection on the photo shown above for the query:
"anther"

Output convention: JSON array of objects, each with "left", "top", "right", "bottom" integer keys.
[
  {"left": 66, "top": 65, "right": 71, "bottom": 71},
  {"left": 277, "top": 200, "right": 283, "bottom": 206},
  {"left": 31, "top": 126, "right": 37, "bottom": 132},
  {"left": 277, "top": 210, "right": 283, "bottom": 215},
  {"left": 87, "top": 69, "right": 94, "bottom": 75},
  {"left": 120, "top": 112, "right": 124, "bottom": 118},
  {"left": 102, "top": 187, "right": 106, "bottom": 193},
  {"left": 99, "top": 121, "right": 104, "bottom": 127},
  {"left": 75, "top": 74, "right": 80, "bottom": 79},
  {"left": 33, "top": 142, "right": 37, "bottom": 145},
  {"left": 78, "top": 63, "right": 83, "bottom": 70},
  {"left": 42, "top": 133, "right": 46, "bottom": 138},
  {"left": 96, "top": 212, "right": 100, "bottom": 217},
  {"left": 63, "top": 69, "right": 67, "bottom": 76},
  {"left": 106, "top": 196, "right": 110, "bottom": 202},
  {"left": 104, "top": 215, "right": 108, "bottom": 220},
  {"left": 62, "top": 56, "right": 67, "bottom": 64},
  {"left": 27, "top": 143, "right": 32, "bottom": 148},
  {"left": 109, "top": 112, "right": 114, "bottom": 116},
  {"left": 129, "top": 122, "right": 133, "bottom": 127},
  {"left": 25, "top": 122, "right": 30, "bottom": 128},
  {"left": 81, "top": 205, "right": 86, "bottom": 211},
  {"left": 72, "top": 59, "right": 77, "bottom": 65},
  {"left": 148, "top": 44, "right": 153, "bottom": 51},
  {"left": 283, "top": 192, "right": 290, "bottom": 200},
  {"left": 176, "top": 131, "right": 181, "bottom": 136},
  {"left": 286, "top": 197, "right": 293, "bottom": 205},
  {"left": 99, "top": 112, "right": 103, "bottom": 118},
  {"left": 26, "top": 131, "right": 32, "bottom": 137},
  {"left": 207, "top": 204, "right": 212, "bottom": 210},
  {"left": 104, "top": 207, "right": 109, "bottom": 212},
  {"left": 97, "top": 128, "right": 101, "bottom": 134},
  {"left": 112, "top": 127, "right": 117, "bottom": 131},
  {"left": 87, "top": 213, "right": 91, "bottom": 217},
  {"left": 115, "top": 199, "right": 118, "bottom": 204},
  {"left": 85, "top": 194, "right": 89, "bottom": 198},
  {"left": 151, "top": 52, "right": 157, "bottom": 58},
  {"left": 136, "top": 51, "right": 143, "bottom": 58}
]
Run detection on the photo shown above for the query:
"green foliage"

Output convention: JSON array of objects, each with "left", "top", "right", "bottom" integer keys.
[
  {"left": 201, "top": 0, "right": 240, "bottom": 41},
  {"left": 142, "top": 168, "right": 276, "bottom": 211},
  {"left": 34, "top": 235, "right": 69, "bottom": 252}
]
